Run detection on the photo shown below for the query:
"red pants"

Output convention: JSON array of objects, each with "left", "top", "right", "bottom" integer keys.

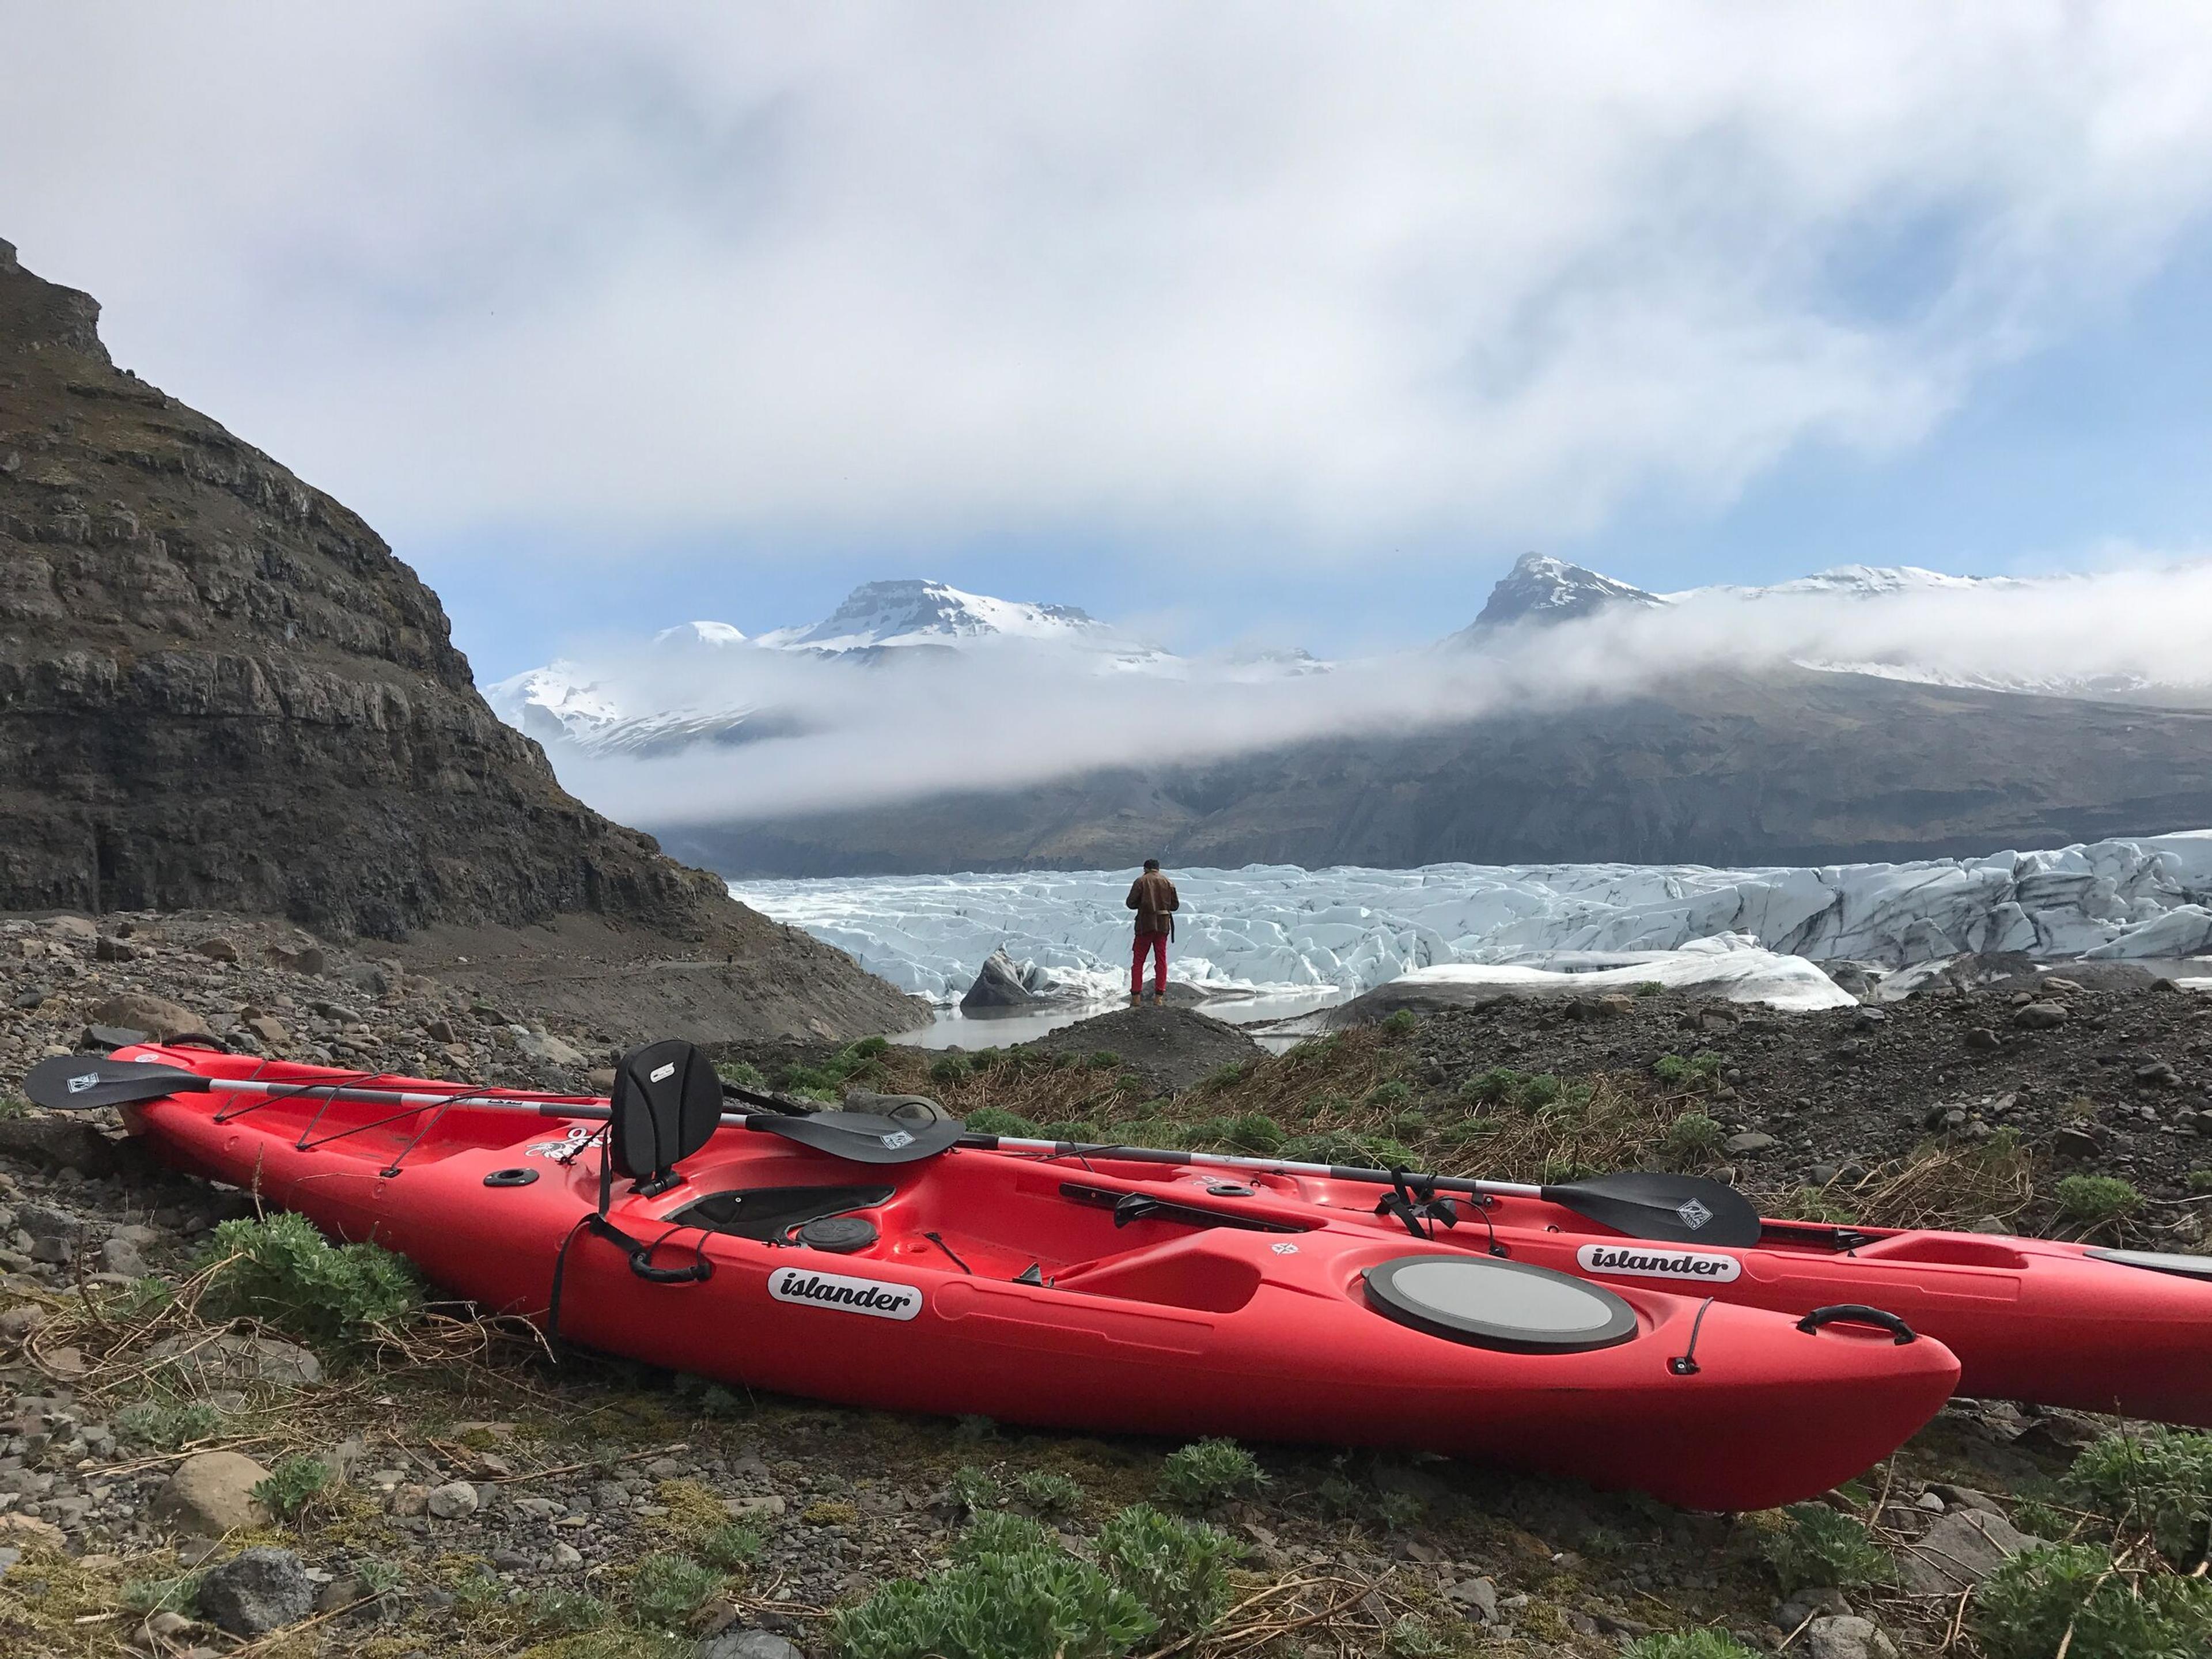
[{"left": 1131, "top": 932, "right": 1167, "bottom": 997}]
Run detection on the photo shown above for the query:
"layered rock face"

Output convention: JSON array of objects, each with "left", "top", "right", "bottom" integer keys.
[{"left": 0, "top": 238, "right": 915, "bottom": 1036}]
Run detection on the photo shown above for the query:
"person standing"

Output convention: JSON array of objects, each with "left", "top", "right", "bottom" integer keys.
[{"left": 1126, "top": 858, "right": 1179, "bottom": 1006}]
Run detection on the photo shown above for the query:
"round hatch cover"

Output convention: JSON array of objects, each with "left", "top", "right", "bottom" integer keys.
[
  {"left": 794, "top": 1215, "right": 880, "bottom": 1254},
  {"left": 2087, "top": 1247, "right": 2212, "bottom": 1283},
  {"left": 1365, "top": 1254, "right": 1639, "bottom": 1353}
]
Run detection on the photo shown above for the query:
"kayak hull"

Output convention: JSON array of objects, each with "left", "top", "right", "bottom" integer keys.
[
  {"left": 106, "top": 1047, "right": 1958, "bottom": 1512},
  {"left": 1102, "top": 1166, "right": 2212, "bottom": 1426}
]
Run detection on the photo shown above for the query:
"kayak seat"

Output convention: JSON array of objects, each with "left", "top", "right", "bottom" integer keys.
[{"left": 669, "top": 1184, "right": 895, "bottom": 1243}]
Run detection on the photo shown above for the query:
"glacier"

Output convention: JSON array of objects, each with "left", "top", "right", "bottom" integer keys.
[{"left": 731, "top": 830, "right": 2212, "bottom": 1009}]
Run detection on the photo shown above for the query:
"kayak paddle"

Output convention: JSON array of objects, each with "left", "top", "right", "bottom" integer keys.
[
  {"left": 21, "top": 1056, "right": 964, "bottom": 1165},
  {"left": 24, "top": 1055, "right": 1758, "bottom": 1244}
]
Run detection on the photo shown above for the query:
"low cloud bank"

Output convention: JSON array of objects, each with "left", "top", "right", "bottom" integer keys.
[{"left": 537, "top": 559, "right": 2212, "bottom": 824}]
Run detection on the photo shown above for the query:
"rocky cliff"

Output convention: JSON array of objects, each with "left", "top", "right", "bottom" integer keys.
[{"left": 0, "top": 238, "right": 916, "bottom": 1037}]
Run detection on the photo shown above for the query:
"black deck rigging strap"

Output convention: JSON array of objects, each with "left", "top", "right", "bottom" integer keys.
[
  {"left": 546, "top": 1120, "right": 714, "bottom": 1350},
  {"left": 1376, "top": 1169, "right": 1461, "bottom": 1240}
]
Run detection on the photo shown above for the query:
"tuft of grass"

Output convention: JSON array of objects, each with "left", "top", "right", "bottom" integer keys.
[
  {"left": 1624, "top": 1635, "right": 1761, "bottom": 1659},
  {"left": 527, "top": 1586, "right": 613, "bottom": 1635},
  {"left": 2185, "top": 1167, "right": 2212, "bottom": 1194},
  {"left": 833, "top": 1538, "right": 1156, "bottom": 1659},
  {"left": 946, "top": 1464, "right": 997, "bottom": 1515},
  {"left": 198, "top": 1210, "right": 422, "bottom": 1343},
  {"left": 714, "top": 1059, "right": 767, "bottom": 1092},
  {"left": 1661, "top": 1112, "right": 1724, "bottom": 1165},
  {"left": 1095, "top": 1504, "right": 1237, "bottom": 1639},
  {"left": 2055, "top": 1174, "right": 2143, "bottom": 1228},
  {"left": 1157, "top": 1438, "right": 1268, "bottom": 1508},
  {"left": 1383, "top": 1613, "right": 1451, "bottom": 1658},
  {"left": 698, "top": 1522, "right": 764, "bottom": 1570},
  {"left": 2065, "top": 1431, "right": 2212, "bottom": 1565},
  {"left": 1972, "top": 1543, "right": 2212, "bottom": 1659},
  {"left": 957, "top": 1512, "right": 1059, "bottom": 1562},
  {"left": 627, "top": 1552, "right": 723, "bottom": 1628},
  {"left": 1634, "top": 980, "right": 1666, "bottom": 997},
  {"left": 1012, "top": 1469, "right": 1085, "bottom": 1516},
  {"left": 929, "top": 1054, "right": 970, "bottom": 1084},
  {"left": 1759, "top": 1503, "right": 1892, "bottom": 1594},
  {"left": 251, "top": 1453, "right": 331, "bottom": 1521},
  {"left": 1652, "top": 1052, "right": 1723, "bottom": 1090},
  {"left": 120, "top": 1567, "right": 205, "bottom": 1616},
  {"left": 117, "top": 1399, "right": 226, "bottom": 1449},
  {"left": 1381, "top": 1009, "right": 1420, "bottom": 1036}
]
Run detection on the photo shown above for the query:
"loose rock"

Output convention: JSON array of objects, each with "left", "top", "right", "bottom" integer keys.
[
  {"left": 153, "top": 1452, "right": 273, "bottom": 1535},
  {"left": 196, "top": 1546, "right": 314, "bottom": 1635}
]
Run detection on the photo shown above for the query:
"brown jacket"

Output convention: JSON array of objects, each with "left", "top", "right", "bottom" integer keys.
[{"left": 1126, "top": 870, "right": 1179, "bottom": 937}]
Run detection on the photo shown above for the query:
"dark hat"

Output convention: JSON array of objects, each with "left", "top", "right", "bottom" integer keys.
[{"left": 1143, "top": 858, "right": 1160, "bottom": 871}]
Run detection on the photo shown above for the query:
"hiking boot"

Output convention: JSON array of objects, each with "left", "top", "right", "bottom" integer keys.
[{"left": 1129, "top": 993, "right": 1142, "bottom": 1008}]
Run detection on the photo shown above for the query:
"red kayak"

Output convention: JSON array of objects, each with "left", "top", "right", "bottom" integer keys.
[
  {"left": 66, "top": 1044, "right": 1959, "bottom": 1513},
  {"left": 1030, "top": 1160, "right": 2212, "bottom": 1427}
]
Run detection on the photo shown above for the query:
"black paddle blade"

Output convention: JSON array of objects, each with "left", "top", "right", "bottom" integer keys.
[
  {"left": 22, "top": 1055, "right": 211, "bottom": 1112},
  {"left": 1539, "top": 1172, "right": 1762, "bottom": 1247},
  {"left": 745, "top": 1109, "right": 965, "bottom": 1165}
]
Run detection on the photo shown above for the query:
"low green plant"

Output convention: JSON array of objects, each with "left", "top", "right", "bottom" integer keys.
[
  {"left": 963, "top": 1105, "right": 1041, "bottom": 1139},
  {"left": 959, "top": 1512, "right": 1060, "bottom": 1562},
  {"left": 2186, "top": 1168, "right": 2212, "bottom": 1195},
  {"left": 1972, "top": 1543, "right": 2212, "bottom": 1659},
  {"left": 1198, "top": 1060, "right": 1253, "bottom": 1092},
  {"left": 627, "top": 1552, "right": 722, "bottom": 1628},
  {"left": 1094, "top": 1504, "right": 1237, "bottom": 1638},
  {"left": 715, "top": 1059, "right": 768, "bottom": 1091},
  {"left": 1366, "top": 1078, "right": 1412, "bottom": 1108},
  {"left": 1624, "top": 1634, "right": 1760, "bottom": 1659},
  {"left": 2055, "top": 1174, "right": 2143, "bottom": 1228},
  {"left": 1462, "top": 1067, "right": 1527, "bottom": 1105},
  {"left": 117, "top": 1399, "right": 226, "bottom": 1449},
  {"left": 1652, "top": 1051, "right": 1724, "bottom": 1090},
  {"left": 120, "top": 1567, "right": 204, "bottom": 1616},
  {"left": 1382, "top": 1009, "right": 1420, "bottom": 1036},
  {"left": 252, "top": 1453, "right": 331, "bottom": 1521},
  {"left": 1759, "top": 1503, "right": 1892, "bottom": 1594},
  {"left": 832, "top": 1543, "right": 1156, "bottom": 1659},
  {"left": 695, "top": 1384, "right": 744, "bottom": 1420},
  {"left": 1371, "top": 1490, "right": 1426, "bottom": 1530},
  {"left": 1662, "top": 1112, "right": 1724, "bottom": 1163},
  {"left": 198, "top": 1210, "right": 421, "bottom": 1343},
  {"left": 1086, "top": 1050, "right": 1120, "bottom": 1070},
  {"left": 527, "top": 1586, "right": 612, "bottom": 1635},
  {"left": 1383, "top": 1613, "right": 1451, "bottom": 1658},
  {"left": 1157, "top": 1438, "right": 1267, "bottom": 1508},
  {"left": 1013, "top": 1469, "right": 1085, "bottom": 1516},
  {"left": 2066, "top": 1431, "right": 2212, "bottom": 1564},
  {"left": 1634, "top": 980, "right": 1666, "bottom": 997},
  {"left": 946, "top": 1463, "right": 998, "bottom": 1515},
  {"left": 354, "top": 1556, "right": 406, "bottom": 1599},
  {"left": 929, "top": 1054, "right": 970, "bottom": 1083},
  {"left": 699, "top": 1522, "right": 765, "bottom": 1570}
]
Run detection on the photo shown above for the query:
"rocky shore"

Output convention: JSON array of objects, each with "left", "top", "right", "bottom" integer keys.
[{"left": 3, "top": 921, "right": 2210, "bottom": 1659}]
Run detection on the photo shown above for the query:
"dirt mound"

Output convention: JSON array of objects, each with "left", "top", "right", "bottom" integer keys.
[{"left": 1018, "top": 1005, "right": 1262, "bottom": 1094}]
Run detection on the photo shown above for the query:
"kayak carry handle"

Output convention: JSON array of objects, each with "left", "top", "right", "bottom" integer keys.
[{"left": 1795, "top": 1304, "right": 1917, "bottom": 1344}]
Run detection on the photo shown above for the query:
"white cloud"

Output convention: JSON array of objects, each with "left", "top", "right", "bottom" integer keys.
[{"left": 5, "top": 5, "right": 2212, "bottom": 559}]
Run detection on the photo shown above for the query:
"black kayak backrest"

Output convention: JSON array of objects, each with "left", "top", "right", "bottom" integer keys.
[{"left": 608, "top": 1039, "right": 722, "bottom": 1185}]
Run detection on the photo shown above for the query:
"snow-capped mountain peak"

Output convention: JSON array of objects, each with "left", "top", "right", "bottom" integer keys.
[
  {"left": 1674, "top": 564, "right": 2027, "bottom": 602},
  {"left": 653, "top": 620, "right": 749, "bottom": 650},
  {"left": 1446, "top": 553, "right": 1664, "bottom": 643},
  {"left": 755, "top": 579, "right": 1109, "bottom": 653}
]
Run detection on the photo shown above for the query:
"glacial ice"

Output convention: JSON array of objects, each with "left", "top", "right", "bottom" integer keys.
[{"left": 731, "top": 831, "right": 2212, "bottom": 1009}]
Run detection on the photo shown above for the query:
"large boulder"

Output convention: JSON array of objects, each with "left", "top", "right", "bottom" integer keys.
[
  {"left": 151, "top": 1451, "right": 271, "bottom": 1534},
  {"left": 85, "top": 992, "right": 206, "bottom": 1041}
]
